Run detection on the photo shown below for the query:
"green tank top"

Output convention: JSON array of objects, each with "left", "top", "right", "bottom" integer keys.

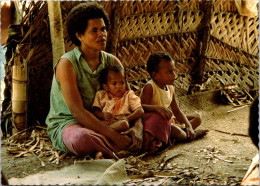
[{"left": 45, "top": 47, "right": 114, "bottom": 152}]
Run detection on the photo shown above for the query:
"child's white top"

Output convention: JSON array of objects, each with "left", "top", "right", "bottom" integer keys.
[{"left": 142, "top": 79, "right": 175, "bottom": 108}]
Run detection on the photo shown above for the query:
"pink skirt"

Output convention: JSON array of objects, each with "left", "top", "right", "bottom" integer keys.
[
  {"left": 142, "top": 113, "right": 172, "bottom": 154},
  {"left": 62, "top": 123, "right": 118, "bottom": 158}
]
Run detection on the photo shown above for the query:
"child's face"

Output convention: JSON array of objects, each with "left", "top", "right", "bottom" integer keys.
[
  {"left": 103, "top": 70, "right": 126, "bottom": 97},
  {"left": 153, "top": 59, "right": 176, "bottom": 87}
]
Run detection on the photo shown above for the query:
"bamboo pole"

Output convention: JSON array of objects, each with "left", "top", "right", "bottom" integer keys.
[
  {"left": 12, "top": 51, "right": 27, "bottom": 133},
  {"left": 47, "top": 1, "right": 65, "bottom": 67}
]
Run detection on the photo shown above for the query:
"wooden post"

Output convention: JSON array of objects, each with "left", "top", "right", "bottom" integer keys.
[
  {"left": 12, "top": 50, "right": 27, "bottom": 133},
  {"left": 188, "top": 0, "right": 213, "bottom": 93},
  {"left": 106, "top": 2, "right": 121, "bottom": 55},
  {"left": 47, "top": 1, "right": 65, "bottom": 67},
  {"left": 197, "top": 0, "right": 213, "bottom": 83}
]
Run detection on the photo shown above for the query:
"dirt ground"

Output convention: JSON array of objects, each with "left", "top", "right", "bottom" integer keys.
[{"left": 1, "top": 91, "right": 257, "bottom": 185}]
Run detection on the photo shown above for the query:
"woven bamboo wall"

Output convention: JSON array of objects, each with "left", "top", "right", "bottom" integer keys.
[
  {"left": 202, "top": 0, "right": 259, "bottom": 94},
  {"left": 2, "top": 0, "right": 258, "bottom": 128}
]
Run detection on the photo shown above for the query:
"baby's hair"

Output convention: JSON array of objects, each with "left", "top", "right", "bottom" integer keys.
[
  {"left": 146, "top": 51, "right": 174, "bottom": 77},
  {"left": 99, "top": 65, "right": 125, "bottom": 85},
  {"left": 67, "top": 2, "right": 110, "bottom": 46}
]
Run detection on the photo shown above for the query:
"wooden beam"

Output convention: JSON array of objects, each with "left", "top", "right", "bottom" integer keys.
[{"left": 47, "top": 1, "right": 65, "bottom": 67}]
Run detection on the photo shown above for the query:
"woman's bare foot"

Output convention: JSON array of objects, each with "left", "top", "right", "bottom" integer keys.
[
  {"left": 95, "top": 152, "right": 103, "bottom": 159},
  {"left": 194, "top": 129, "right": 209, "bottom": 139}
]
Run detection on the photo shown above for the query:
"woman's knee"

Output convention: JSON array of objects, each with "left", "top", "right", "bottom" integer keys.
[{"left": 62, "top": 126, "right": 93, "bottom": 155}]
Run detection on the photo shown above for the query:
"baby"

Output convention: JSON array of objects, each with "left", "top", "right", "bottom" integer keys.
[{"left": 93, "top": 65, "right": 143, "bottom": 133}]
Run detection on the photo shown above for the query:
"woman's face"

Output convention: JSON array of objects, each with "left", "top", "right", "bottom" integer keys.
[
  {"left": 103, "top": 71, "right": 126, "bottom": 98},
  {"left": 76, "top": 18, "right": 107, "bottom": 51}
]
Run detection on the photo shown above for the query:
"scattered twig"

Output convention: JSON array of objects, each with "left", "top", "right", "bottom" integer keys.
[
  {"left": 136, "top": 152, "right": 147, "bottom": 159},
  {"left": 112, "top": 152, "right": 119, "bottom": 160},
  {"left": 214, "top": 129, "right": 248, "bottom": 137},
  {"left": 227, "top": 105, "right": 249, "bottom": 113},
  {"left": 176, "top": 178, "right": 184, "bottom": 184},
  {"left": 160, "top": 154, "right": 183, "bottom": 170},
  {"left": 213, "top": 155, "right": 233, "bottom": 163}
]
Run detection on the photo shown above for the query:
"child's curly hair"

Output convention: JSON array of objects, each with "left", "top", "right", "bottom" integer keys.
[
  {"left": 99, "top": 65, "right": 125, "bottom": 85},
  {"left": 67, "top": 2, "right": 110, "bottom": 46},
  {"left": 147, "top": 51, "right": 173, "bottom": 78}
]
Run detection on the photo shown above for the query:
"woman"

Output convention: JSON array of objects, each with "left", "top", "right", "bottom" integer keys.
[{"left": 46, "top": 2, "right": 143, "bottom": 158}]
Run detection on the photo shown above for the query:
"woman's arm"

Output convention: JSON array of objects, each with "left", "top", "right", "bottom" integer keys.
[
  {"left": 56, "top": 58, "right": 131, "bottom": 149},
  {"left": 92, "top": 107, "right": 105, "bottom": 120}
]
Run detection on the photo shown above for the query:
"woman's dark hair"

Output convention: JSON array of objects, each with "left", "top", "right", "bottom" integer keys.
[
  {"left": 249, "top": 96, "right": 259, "bottom": 148},
  {"left": 146, "top": 51, "right": 173, "bottom": 77},
  {"left": 66, "top": 2, "right": 110, "bottom": 46},
  {"left": 99, "top": 65, "right": 125, "bottom": 85}
]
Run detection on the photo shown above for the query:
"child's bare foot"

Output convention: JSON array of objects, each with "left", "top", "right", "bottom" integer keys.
[
  {"left": 194, "top": 129, "right": 209, "bottom": 139},
  {"left": 95, "top": 152, "right": 103, "bottom": 159}
]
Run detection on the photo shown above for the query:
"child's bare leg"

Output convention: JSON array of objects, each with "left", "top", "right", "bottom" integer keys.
[
  {"left": 110, "top": 120, "right": 129, "bottom": 132},
  {"left": 186, "top": 112, "right": 209, "bottom": 138},
  {"left": 171, "top": 125, "right": 187, "bottom": 141},
  {"left": 186, "top": 112, "right": 202, "bottom": 130},
  {"left": 171, "top": 125, "right": 208, "bottom": 141}
]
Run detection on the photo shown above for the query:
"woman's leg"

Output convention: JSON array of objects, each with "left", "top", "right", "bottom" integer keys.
[{"left": 62, "top": 123, "right": 116, "bottom": 158}]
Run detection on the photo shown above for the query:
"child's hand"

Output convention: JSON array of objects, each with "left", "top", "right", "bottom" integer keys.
[
  {"left": 155, "top": 106, "right": 173, "bottom": 120},
  {"left": 185, "top": 125, "right": 195, "bottom": 140},
  {"left": 104, "top": 112, "right": 114, "bottom": 124}
]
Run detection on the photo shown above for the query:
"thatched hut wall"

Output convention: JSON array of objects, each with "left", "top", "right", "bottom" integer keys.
[{"left": 2, "top": 0, "right": 258, "bottom": 130}]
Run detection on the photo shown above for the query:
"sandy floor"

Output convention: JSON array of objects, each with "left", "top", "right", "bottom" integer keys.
[{"left": 1, "top": 92, "right": 257, "bottom": 185}]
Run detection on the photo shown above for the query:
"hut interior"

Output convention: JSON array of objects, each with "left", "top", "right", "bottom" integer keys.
[{"left": 1, "top": 0, "right": 258, "bottom": 136}]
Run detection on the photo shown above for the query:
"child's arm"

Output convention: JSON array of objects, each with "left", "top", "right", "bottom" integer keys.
[
  {"left": 125, "top": 107, "right": 144, "bottom": 123},
  {"left": 170, "top": 92, "right": 195, "bottom": 140},
  {"left": 140, "top": 84, "right": 173, "bottom": 120}
]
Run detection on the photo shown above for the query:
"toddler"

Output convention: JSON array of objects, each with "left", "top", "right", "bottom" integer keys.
[
  {"left": 93, "top": 65, "right": 144, "bottom": 133},
  {"left": 140, "top": 51, "right": 209, "bottom": 154}
]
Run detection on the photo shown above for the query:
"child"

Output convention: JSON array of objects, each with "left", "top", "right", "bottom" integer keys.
[
  {"left": 93, "top": 65, "right": 144, "bottom": 133},
  {"left": 140, "top": 51, "right": 209, "bottom": 154}
]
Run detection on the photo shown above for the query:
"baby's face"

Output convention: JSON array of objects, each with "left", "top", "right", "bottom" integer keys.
[
  {"left": 105, "top": 71, "right": 126, "bottom": 97},
  {"left": 155, "top": 59, "right": 176, "bottom": 86}
]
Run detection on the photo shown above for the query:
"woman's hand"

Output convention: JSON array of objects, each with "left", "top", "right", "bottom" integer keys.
[
  {"left": 110, "top": 131, "right": 132, "bottom": 150},
  {"left": 122, "top": 128, "right": 142, "bottom": 152},
  {"left": 155, "top": 106, "right": 173, "bottom": 120},
  {"left": 185, "top": 125, "right": 195, "bottom": 140},
  {"left": 121, "top": 119, "right": 143, "bottom": 153}
]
